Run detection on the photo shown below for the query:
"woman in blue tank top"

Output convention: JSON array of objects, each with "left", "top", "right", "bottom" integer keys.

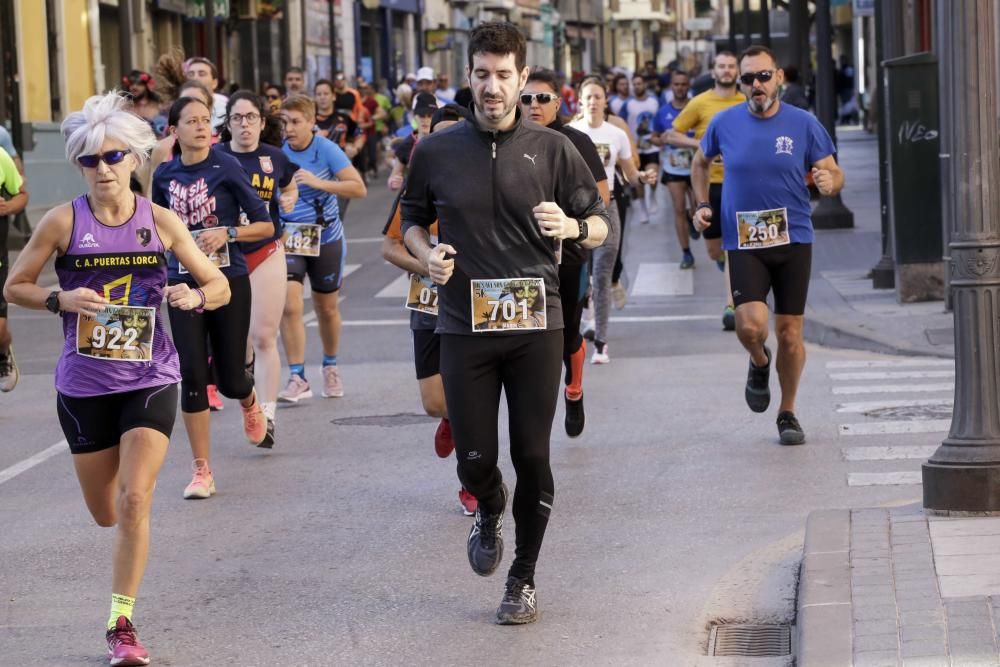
[{"left": 4, "top": 91, "right": 231, "bottom": 666}]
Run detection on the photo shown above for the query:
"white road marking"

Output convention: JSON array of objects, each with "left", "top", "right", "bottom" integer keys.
[
  {"left": 839, "top": 419, "right": 951, "bottom": 436},
  {"left": 347, "top": 237, "right": 384, "bottom": 243},
  {"left": 833, "top": 383, "right": 954, "bottom": 395},
  {"left": 826, "top": 359, "right": 954, "bottom": 369},
  {"left": 630, "top": 262, "right": 695, "bottom": 297},
  {"left": 836, "top": 398, "right": 953, "bottom": 413},
  {"left": 610, "top": 314, "right": 716, "bottom": 323},
  {"left": 308, "top": 319, "right": 409, "bottom": 327},
  {"left": 302, "top": 264, "right": 361, "bottom": 301},
  {"left": 848, "top": 471, "right": 922, "bottom": 487},
  {"left": 842, "top": 445, "right": 939, "bottom": 461},
  {"left": 375, "top": 274, "right": 411, "bottom": 299},
  {"left": 0, "top": 441, "right": 67, "bottom": 486},
  {"left": 830, "top": 370, "right": 955, "bottom": 381}
]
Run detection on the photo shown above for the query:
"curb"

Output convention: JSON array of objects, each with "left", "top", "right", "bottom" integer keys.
[
  {"left": 797, "top": 509, "right": 853, "bottom": 667},
  {"left": 803, "top": 314, "right": 955, "bottom": 360}
]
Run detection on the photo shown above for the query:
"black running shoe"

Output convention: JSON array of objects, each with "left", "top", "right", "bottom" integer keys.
[
  {"left": 468, "top": 483, "right": 507, "bottom": 577},
  {"left": 495, "top": 576, "right": 538, "bottom": 625},
  {"left": 745, "top": 346, "right": 772, "bottom": 413},
  {"left": 565, "top": 393, "right": 585, "bottom": 438},
  {"left": 257, "top": 418, "right": 275, "bottom": 449},
  {"left": 777, "top": 411, "right": 806, "bottom": 445}
]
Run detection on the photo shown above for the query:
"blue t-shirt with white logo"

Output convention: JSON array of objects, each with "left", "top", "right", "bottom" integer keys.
[
  {"left": 700, "top": 103, "right": 836, "bottom": 250},
  {"left": 653, "top": 102, "right": 694, "bottom": 176},
  {"left": 281, "top": 134, "right": 353, "bottom": 244}
]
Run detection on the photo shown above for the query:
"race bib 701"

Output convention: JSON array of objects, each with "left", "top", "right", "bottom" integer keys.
[{"left": 470, "top": 278, "right": 546, "bottom": 332}]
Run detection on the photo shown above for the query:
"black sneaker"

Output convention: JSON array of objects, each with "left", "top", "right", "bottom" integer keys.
[
  {"left": 777, "top": 411, "right": 806, "bottom": 445},
  {"left": 745, "top": 346, "right": 772, "bottom": 413},
  {"left": 495, "top": 576, "right": 538, "bottom": 625},
  {"left": 257, "top": 418, "right": 275, "bottom": 449},
  {"left": 467, "top": 483, "right": 508, "bottom": 577},
  {"left": 565, "top": 393, "right": 585, "bottom": 438}
]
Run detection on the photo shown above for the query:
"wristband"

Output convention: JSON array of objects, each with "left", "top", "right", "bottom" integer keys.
[
  {"left": 194, "top": 288, "right": 206, "bottom": 311},
  {"left": 696, "top": 202, "right": 712, "bottom": 212}
]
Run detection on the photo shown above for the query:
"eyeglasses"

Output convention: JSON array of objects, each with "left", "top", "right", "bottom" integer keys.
[
  {"left": 739, "top": 70, "right": 775, "bottom": 86},
  {"left": 77, "top": 150, "right": 131, "bottom": 168},
  {"left": 519, "top": 92, "right": 558, "bottom": 105},
  {"left": 229, "top": 112, "right": 261, "bottom": 125}
]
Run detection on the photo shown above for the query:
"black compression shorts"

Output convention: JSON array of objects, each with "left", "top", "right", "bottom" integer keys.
[
  {"left": 729, "top": 243, "right": 813, "bottom": 315},
  {"left": 286, "top": 237, "right": 346, "bottom": 294},
  {"left": 57, "top": 384, "right": 178, "bottom": 454},
  {"left": 705, "top": 183, "right": 723, "bottom": 240},
  {"left": 412, "top": 328, "right": 440, "bottom": 380},
  {"left": 661, "top": 172, "right": 691, "bottom": 186}
]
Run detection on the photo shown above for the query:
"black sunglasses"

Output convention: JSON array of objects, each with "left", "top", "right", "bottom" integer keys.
[
  {"left": 77, "top": 149, "right": 131, "bottom": 168},
  {"left": 739, "top": 70, "right": 775, "bottom": 86},
  {"left": 520, "top": 92, "right": 558, "bottom": 105}
]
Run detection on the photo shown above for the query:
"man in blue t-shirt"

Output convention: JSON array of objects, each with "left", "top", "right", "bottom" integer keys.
[
  {"left": 652, "top": 69, "right": 698, "bottom": 269},
  {"left": 278, "top": 95, "right": 367, "bottom": 402},
  {"left": 691, "top": 45, "right": 843, "bottom": 446}
]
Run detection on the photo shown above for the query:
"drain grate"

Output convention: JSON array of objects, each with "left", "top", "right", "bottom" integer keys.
[
  {"left": 865, "top": 403, "right": 953, "bottom": 420},
  {"left": 708, "top": 624, "right": 792, "bottom": 657},
  {"left": 331, "top": 413, "right": 439, "bottom": 427}
]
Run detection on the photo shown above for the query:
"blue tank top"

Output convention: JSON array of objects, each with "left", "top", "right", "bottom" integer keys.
[{"left": 53, "top": 195, "right": 181, "bottom": 397}]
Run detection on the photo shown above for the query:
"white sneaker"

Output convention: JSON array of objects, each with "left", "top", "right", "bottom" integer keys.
[
  {"left": 591, "top": 343, "right": 610, "bottom": 364},
  {"left": 0, "top": 345, "right": 18, "bottom": 393},
  {"left": 277, "top": 375, "right": 313, "bottom": 403},
  {"left": 321, "top": 365, "right": 344, "bottom": 398}
]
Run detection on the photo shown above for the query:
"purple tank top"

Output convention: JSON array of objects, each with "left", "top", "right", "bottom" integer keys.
[{"left": 54, "top": 195, "right": 181, "bottom": 397}]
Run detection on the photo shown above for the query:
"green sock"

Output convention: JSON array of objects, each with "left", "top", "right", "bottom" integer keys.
[{"left": 108, "top": 593, "right": 135, "bottom": 630}]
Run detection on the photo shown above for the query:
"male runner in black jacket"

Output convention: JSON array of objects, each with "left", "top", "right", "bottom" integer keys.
[{"left": 402, "top": 22, "right": 609, "bottom": 624}]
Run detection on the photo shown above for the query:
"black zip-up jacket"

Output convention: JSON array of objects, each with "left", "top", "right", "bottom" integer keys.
[{"left": 401, "top": 110, "right": 608, "bottom": 335}]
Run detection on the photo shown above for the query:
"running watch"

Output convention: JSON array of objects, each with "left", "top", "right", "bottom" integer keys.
[
  {"left": 574, "top": 219, "right": 588, "bottom": 243},
  {"left": 226, "top": 226, "right": 238, "bottom": 242},
  {"left": 45, "top": 290, "right": 61, "bottom": 314}
]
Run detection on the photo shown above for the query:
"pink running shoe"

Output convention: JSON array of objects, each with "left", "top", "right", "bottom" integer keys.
[
  {"left": 106, "top": 616, "right": 150, "bottom": 666},
  {"left": 458, "top": 487, "right": 478, "bottom": 516},
  {"left": 241, "top": 394, "right": 267, "bottom": 445},
  {"left": 183, "top": 459, "right": 215, "bottom": 500},
  {"left": 206, "top": 384, "right": 224, "bottom": 411},
  {"left": 434, "top": 418, "right": 455, "bottom": 458},
  {"left": 278, "top": 375, "right": 313, "bottom": 403},
  {"left": 321, "top": 365, "right": 344, "bottom": 398}
]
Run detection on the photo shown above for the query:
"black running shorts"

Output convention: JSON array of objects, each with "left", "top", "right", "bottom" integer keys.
[
  {"left": 704, "top": 183, "right": 723, "bottom": 240},
  {"left": 660, "top": 172, "right": 691, "bottom": 186},
  {"left": 639, "top": 153, "right": 659, "bottom": 170},
  {"left": 729, "top": 243, "right": 813, "bottom": 316},
  {"left": 286, "top": 237, "right": 346, "bottom": 294},
  {"left": 57, "top": 383, "right": 178, "bottom": 454},
  {"left": 412, "top": 328, "right": 441, "bottom": 380}
]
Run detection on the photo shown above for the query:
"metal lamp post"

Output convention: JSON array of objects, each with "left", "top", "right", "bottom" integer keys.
[
  {"left": 650, "top": 20, "right": 660, "bottom": 68},
  {"left": 922, "top": 0, "right": 1000, "bottom": 513},
  {"left": 609, "top": 18, "right": 617, "bottom": 65},
  {"left": 811, "top": 0, "right": 855, "bottom": 229},
  {"left": 631, "top": 19, "right": 641, "bottom": 73}
]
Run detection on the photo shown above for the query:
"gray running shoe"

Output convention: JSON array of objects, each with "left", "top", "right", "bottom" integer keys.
[
  {"left": 495, "top": 576, "right": 538, "bottom": 625},
  {"left": 777, "top": 411, "right": 806, "bottom": 445},
  {"left": 467, "top": 483, "right": 508, "bottom": 576}
]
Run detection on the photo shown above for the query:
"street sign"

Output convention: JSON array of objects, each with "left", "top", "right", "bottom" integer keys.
[
  {"left": 684, "top": 17, "right": 713, "bottom": 32},
  {"left": 853, "top": 0, "right": 875, "bottom": 15}
]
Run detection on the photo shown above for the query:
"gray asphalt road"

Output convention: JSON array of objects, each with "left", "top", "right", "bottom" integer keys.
[{"left": 0, "top": 178, "right": 940, "bottom": 665}]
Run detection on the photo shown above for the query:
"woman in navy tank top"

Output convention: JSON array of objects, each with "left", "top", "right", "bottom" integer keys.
[{"left": 4, "top": 91, "right": 231, "bottom": 666}]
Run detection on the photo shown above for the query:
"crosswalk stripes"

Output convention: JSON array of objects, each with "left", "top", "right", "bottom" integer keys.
[
  {"left": 630, "top": 262, "right": 695, "bottom": 297},
  {"left": 827, "top": 357, "right": 954, "bottom": 488}
]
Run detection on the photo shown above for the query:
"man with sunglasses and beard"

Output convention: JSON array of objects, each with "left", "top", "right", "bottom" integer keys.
[
  {"left": 519, "top": 68, "right": 609, "bottom": 438},
  {"left": 691, "top": 45, "right": 843, "bottom": 447}
]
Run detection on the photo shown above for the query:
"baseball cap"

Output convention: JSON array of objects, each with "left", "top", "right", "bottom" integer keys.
[
  {"left": 416, "top": 67, "right": 435, "bottom": 82},
  {"left": 430, "top": 104, "right": 470, "bottom": 131},
  {"left": 413, "top": 92, "right": 439, "bottom": 116}
]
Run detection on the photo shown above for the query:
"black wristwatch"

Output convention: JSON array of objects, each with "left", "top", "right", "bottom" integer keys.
[
  {"left": 45, "top": 290, "right": 62, "bottom": 315},
  {"left": 574, "top": 218, "right": 588, "bottom": 243}
]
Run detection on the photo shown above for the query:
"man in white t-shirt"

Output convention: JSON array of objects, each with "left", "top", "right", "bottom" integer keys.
[{"left": 621, "top": 74, "right": 661, "bottom": 224}]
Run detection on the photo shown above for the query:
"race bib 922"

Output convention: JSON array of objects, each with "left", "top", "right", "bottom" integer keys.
[{"left": 76, "top": 305, "right": 156, "bottom": 362}]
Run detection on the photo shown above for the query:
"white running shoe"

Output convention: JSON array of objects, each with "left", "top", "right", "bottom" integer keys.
[
  {"left": 0, "top": 345, "right": 19, "bottom": 393},
  {"left": 591, "top": 343, "right": 610, "bottom": 365}
]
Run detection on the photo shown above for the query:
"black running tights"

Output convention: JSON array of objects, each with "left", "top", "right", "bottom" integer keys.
[
  {"left": 440, "top": 331, "right": 562, "bottom": 582},
  {"left": 168, "top": 274, "right": 254, "bottom": 412}
]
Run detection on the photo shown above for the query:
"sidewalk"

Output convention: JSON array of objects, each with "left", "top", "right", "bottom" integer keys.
[
  {"left": 799, "top": 505, "right": 1000, "bottom": 666},
  {"left": 804, "top": 128, "right": 954, "bottom": 359}
]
